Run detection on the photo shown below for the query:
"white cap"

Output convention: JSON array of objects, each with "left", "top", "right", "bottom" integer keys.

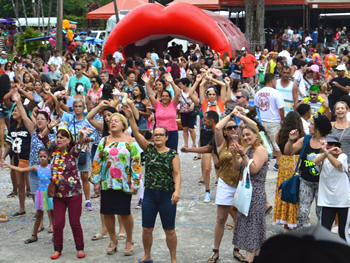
[
  {"left": 336, "top": 64, "right": 346, "bottom": 71},
  {"left": 241, "top": 47, "right": 246, "bottom": 51}
]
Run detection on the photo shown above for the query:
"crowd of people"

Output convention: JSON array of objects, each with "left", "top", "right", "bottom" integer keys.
[{"left": 1, "top": 24, "right": 350, "bottom": 262}]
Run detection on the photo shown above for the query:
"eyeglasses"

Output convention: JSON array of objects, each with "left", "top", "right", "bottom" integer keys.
[
  {"left": 225, "top": 125, "right": 238, "bottom": 130},
  {"left": 153, "top": 133, "right": 165, "bottom": 137}
]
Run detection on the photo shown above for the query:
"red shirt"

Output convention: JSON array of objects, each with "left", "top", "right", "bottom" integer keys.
[{"left": 239, "top": 54, "right": 257, "bottom": 78}]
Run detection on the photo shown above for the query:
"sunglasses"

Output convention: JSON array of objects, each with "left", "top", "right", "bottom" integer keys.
[
  {"left": 236, "top": 96, "right": 243, "bottom": 99},
  {"left": 226, "top": 125, "right": 238, "bottom": 130}
]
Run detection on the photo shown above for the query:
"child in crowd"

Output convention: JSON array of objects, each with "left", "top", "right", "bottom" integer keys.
[
  {"left": 4, "top": 148, "right": 53, "bottom": 244},
  {"left": 315, "top": 135, "right": 350, "bottom": 242}
]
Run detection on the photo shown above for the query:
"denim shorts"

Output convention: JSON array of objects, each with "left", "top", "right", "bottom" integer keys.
[
  {"left": 77, "top": 151, "right": 91, "bottom": 172},
  {"left": 142, "top": 189, "right": 177, "bottom": 230}
]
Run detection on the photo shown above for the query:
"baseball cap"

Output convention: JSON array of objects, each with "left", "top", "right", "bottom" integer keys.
[
  {"left": 325, "top": 135, "right": 341, "bottom": 147},
  {"left": 336, "top": 64, "right": 346, "bottom": 71},
  {"left": 241, "top": 47, "right": 247, "bottom": 51}
]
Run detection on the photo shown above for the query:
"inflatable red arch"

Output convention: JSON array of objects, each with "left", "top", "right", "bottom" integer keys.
[{"left": 103, "top": 2, "right": 249, "bottom": 59}]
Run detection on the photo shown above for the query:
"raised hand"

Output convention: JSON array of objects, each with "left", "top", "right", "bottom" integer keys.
[
  {"left": 121, "top": 104, "right": 133, "bottom": 118},
  {"left": 141, "top": 74, "right": 150, "bottom": 84},
  {"left": 164, "top": 73, "right": 173, "bottom": 83},
  {"left": 288, "top": 129, "right": 299, "bottom": 141}
]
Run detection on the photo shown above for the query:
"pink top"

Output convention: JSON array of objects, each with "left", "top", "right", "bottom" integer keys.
[{"left": 155, "top": 100, "right": 178, "bottom": 131}]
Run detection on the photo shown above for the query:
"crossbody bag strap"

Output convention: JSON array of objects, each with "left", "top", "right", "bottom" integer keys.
[{"left": 294, "top": 134, "right": 312, "bottom": 174}]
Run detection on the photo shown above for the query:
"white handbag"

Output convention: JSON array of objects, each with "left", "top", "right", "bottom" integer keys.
[{"left": 232, "top": 159, "right": 253, "bottom": 216}]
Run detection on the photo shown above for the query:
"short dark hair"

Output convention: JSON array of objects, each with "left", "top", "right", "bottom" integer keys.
[
  {"left": 297, "top": 103, "right": 311, "bottom": 116},
  {"left": 179, "top": 78, "right": 190, "bottom": 86},
  {"left": 205, "top": 110, "right": 219, "bottom": 124},
  {"left": 162, "top": 89, "right": 172, "bottom": 98},
  {"left": 264, "top": 73, "right": 275, "bottom": 84},
  {"left": 314, "top": 114, "right": 332, "bottom": 137}
]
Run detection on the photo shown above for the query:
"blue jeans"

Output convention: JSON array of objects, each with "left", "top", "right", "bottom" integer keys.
[
  {"left": 142, "top": 189, "right": 176, "bottom": 230},
  {"left": 166, "top": 130, "right": 178, "bottom": 152}
]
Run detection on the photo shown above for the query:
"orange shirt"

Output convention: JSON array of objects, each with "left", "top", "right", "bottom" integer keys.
[{"left": 239, "top": 54, "right": 257, "bottom": 78}]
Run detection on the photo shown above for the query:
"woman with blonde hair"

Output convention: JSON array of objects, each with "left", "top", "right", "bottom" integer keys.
[
  {"left": 60, "top": 63, "right": 74, "bottom": 90},
  {"left": 230, "top": 125, "right": 268, "bottom": 263}
]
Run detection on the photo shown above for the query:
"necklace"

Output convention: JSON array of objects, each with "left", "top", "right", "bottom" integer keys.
[{"left": 51, "top": 149, "right": 68, "bottom": 184}]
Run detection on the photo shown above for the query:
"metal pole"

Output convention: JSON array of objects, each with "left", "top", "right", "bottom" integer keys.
[
  {"left": 113, "top": 0, "right": 120, "bottom": 23},
  {"left": 56, "top": 0, "right": 63, "bottom": 53}
]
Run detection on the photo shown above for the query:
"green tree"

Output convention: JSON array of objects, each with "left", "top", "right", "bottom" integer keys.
[{"left": 15, "top": 27, "right": 46, "bottom": 55}]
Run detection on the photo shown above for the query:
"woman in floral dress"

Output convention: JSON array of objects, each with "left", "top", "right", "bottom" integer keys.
[{"left": 91, "top": 113, "right": 142, "bottom": 256}]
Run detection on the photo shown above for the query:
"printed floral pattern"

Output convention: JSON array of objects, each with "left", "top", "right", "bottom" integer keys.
[{"left": 91, "top": 138, "right": 142, "bottom": 193}]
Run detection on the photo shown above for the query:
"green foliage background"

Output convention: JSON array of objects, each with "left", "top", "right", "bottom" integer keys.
[
  {"left": 0, "top": 0, "right": 174, "bottom": 28},
  {"left": 15, "top": 27, "right": 46, "bottom": 55}
]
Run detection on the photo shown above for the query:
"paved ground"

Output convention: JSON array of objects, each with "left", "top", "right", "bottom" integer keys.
[{"left": 0, "top": 131, "right": 319, "bottom": 263}]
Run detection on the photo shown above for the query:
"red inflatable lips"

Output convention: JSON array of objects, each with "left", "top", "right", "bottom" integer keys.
[{"left": 104, "top": 2, "right": 248, "bottom": 58}]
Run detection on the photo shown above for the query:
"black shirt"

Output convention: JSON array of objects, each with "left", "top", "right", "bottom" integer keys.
[
  {"left": 299, "top": 138, "right": 321, "bottom": 182},
  {"left": 6, "top": 121, "right": 31, "bottom": 164},
  {"left": 329, "top": 77, "right": 350, "bottom": 109}
]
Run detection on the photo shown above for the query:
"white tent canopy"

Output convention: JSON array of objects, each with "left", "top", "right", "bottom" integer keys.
[{"left": 15, "top": 17, "right": 57, "bottom": 27}]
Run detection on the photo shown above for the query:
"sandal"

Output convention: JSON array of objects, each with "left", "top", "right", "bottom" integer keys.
[
  {"left": 224, "top": 223, "right": 235, "bottom": 230},
  {"left": 38, "top": 227, "right": 44, "bottom": 233},
  {"left": 91, "top": 232, "right": 107, "bottom": 241},
  {"left": 91, "top": 193, "right": 100, "bottom": 199},
  {"left": 208, "top": 249, "right": 219, "bottom": 263},
  {"left": 7, "top": 191, "right": 17, "bottom": 198},
  {"left": 117, "top": 232, "right": 126, "bottom": 240},
  {"left": 106, "top": 241, "right": 117, "bottom": 255},
  {"left": 123, "top": 242, "right": 134, "bottom": 256},
  {"left": 234, "top": 248, "right": 249, "bottom": 263},
  {"left": 24, "top": 235, "right": 38, "bottom": 244}
]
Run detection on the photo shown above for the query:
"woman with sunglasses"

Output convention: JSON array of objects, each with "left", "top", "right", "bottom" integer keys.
[
  {"left": 87, "top": 76, "right": 103, "bottom": 111},
  {"left": 124, "top": 104, "right": 181, "bottom": 263},
  {"left": 207, "top": 109, "right": 242, "bottom": 263}
]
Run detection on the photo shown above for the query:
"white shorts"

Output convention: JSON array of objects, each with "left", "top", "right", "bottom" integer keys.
[
  {"left": 215, "top": 178, "right": 236, "bottom": 206},
  {"left": 262, "top": 121, "right": 281, "bottom": 152}
]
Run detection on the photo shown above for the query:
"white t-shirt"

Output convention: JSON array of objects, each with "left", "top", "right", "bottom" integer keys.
[
  {"left": 113, "top": 51, "right": 123, "bottom": 63},
  {"left": 318, "top": 153, "right": 350, "bottom": 207},
  {"left": 301, "top": 117, "right": 310, "bottom": 135},
  {"left": 254, "top": 86, "right": 285, "bottom": 123}
]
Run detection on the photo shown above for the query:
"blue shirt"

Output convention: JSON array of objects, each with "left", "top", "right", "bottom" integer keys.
[
  {"left": 92, "top": 58, "right": 102, "bottom": 73},
  {"left": 61, "top": 112, "right": 96, "bottom": 142}
]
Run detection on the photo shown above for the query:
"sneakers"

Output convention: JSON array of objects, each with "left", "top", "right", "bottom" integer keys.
[
  {"left": 203, "top": 192, "right": 211, "bottom": 203},
  {"left": 135, "top": 198, "right": 143, "bottom": 209},
  {"left": 85, "top": 201, "right": 93, "bottom": 211}
]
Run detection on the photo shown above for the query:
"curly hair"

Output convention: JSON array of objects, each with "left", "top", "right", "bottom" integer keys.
[{"left": 277, "top": 111, "right": 305, "bottom": 152}]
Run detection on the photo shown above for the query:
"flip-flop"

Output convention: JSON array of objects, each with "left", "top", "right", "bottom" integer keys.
[
  {"left": 138, "top": 260, "right": 153, "bottom": 263},
  {"left": 265, "top": 205, "right": 273, "bottom": 215},
  {"left": 91, "top": 232, "right": 107, "bottom": 241},
  {"left": 117, "top": 233, "right": 126, "bottom": 240},
  {"left": 24, "top": 235, "right": 38, "bottom": 244}
]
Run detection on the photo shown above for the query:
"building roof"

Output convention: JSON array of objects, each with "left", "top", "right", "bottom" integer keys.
[{"left": 86, "top": 0, "right": 148, "bottom": 19}]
